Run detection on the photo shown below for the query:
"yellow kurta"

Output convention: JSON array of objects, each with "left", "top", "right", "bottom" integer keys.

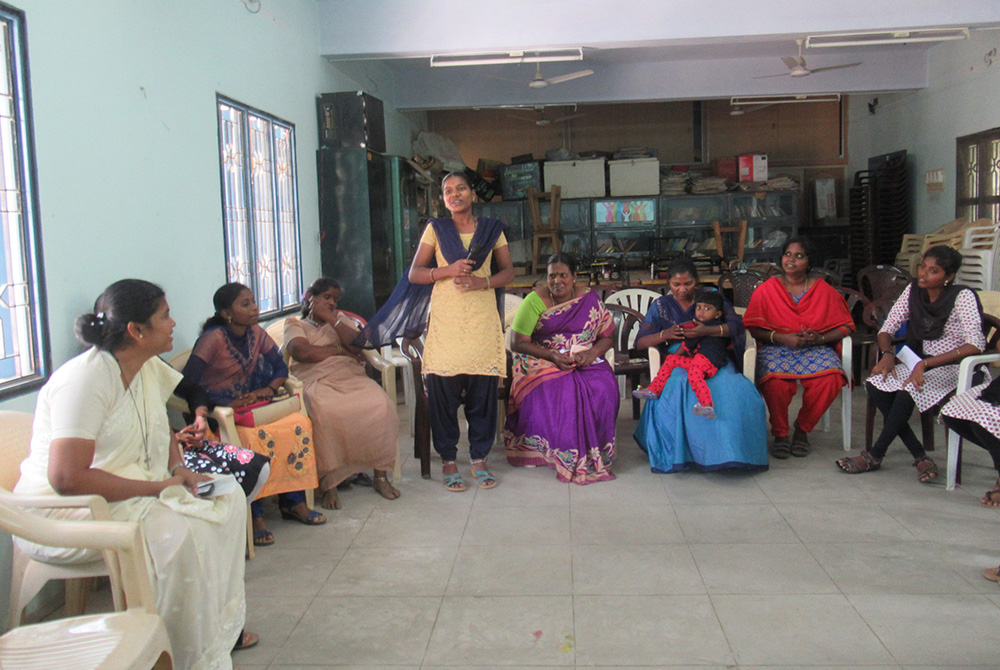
[{"left": 420, "top": 223, "right": 508, "bottom": 377}]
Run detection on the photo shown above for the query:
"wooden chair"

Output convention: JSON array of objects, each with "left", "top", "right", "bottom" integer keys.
[
  {"left": 528, "top": 185, "right": 562, "bottom": 274},
  {"left": 0, "top": 489, "right": 173, "bottom": 669},
  {"left": 0, "top": 411, "right": 124, "bottom": 629},
  {"left": 717, "top": 269, "right": 767, "bottom": 309},
  {"left": 712, "top": 219, "right": 747, "bottom": 265},
  {"left": 865, "top": 312, "right": 1000, "bottom": 454}
]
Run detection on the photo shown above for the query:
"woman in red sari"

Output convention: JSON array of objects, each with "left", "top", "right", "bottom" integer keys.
[{"left": 743, "top": 238, "right": 855, "bottom": 458}]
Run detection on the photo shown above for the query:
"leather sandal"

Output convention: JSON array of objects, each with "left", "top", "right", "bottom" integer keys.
[
  {"left": 771, "top": 436, "right": 791, "bottom": 460},
  {"left": 915, "top": 458, "right": 938, "bottom": 484},
  {"left": 790, "top": 422, "right": 810, "bottom": 457},
  {"left": 837, "top": 450, "right": 881, "bottom": 474}
]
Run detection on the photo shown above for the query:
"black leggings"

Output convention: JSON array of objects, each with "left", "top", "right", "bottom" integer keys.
[
  {"left": 867, "top": 382, "right": 926, "bottom": 461},
  {"left": 941, "top": 415, "right": 1000, "bottom": 473}
]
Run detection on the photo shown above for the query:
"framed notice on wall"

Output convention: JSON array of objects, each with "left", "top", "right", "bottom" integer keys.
[{"left": 814, "top": 178, "right": 837, "bottom": 219}]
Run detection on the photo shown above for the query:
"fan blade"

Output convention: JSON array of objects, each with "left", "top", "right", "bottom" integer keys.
[
  {"left": 546, "top": 69, "right": 594, "bottom": 85},
  {"left": 754, "top": 72, "right": 791, "bottom": 79},
  {"left": 781, "top": 56, "right": 801, "bottom": 71},
  {"left": 506, "top": 114, "right": 540, "bottom": 123},
  {"left": 547, "top": 113, "right": 586, "bottom": 123},
  {"left": 486, "top": 74, "right": 528, "bottom": 84},
  {"left": 808, "top": 62, "right": 862, "bottom": 74}
]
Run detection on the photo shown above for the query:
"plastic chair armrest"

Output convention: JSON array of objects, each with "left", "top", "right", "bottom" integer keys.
[
  {"left": 3, "top": 492, "right": 112, "bottom": 520},
  {"left": 957, "top": 352, "right": 1000, "bottom": 391},
  {"left": 647, "top": 346, "right": 661, "bottom": 376},
  {"left": 744, "top": 332, "right": 757, "bottom": 382},
  {"left": 841, "top": 334, "right": 853, "bottom": 380},
  {"left": 363, "top": 349, "right": 393, "bottom": 373}
]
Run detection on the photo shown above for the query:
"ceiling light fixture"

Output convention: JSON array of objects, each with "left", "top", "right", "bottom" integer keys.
[
  {"left": 730, "top": 94, "right": 841, "bottom": 107},
  {"left": 805, "top": 28, "right": 968, "bottom": 48},
  {"left": 430, "top": 48, "right": 583, "bottom": 68}
]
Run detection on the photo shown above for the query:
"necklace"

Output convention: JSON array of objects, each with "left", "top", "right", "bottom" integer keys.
[{"left": 116, "top": 357, "right": 151, "bottom": 469}]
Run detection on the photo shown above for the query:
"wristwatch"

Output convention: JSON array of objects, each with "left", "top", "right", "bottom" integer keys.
[{"left": 878, "top": 350, "right": 896, "bottom": 358}]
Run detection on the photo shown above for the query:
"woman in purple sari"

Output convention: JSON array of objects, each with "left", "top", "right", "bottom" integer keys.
[{"left": 504, "top": 253, "right": 619, "bottom": 484}]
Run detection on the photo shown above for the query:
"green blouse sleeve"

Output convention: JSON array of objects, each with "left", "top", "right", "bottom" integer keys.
[{"left": 510, "top": 292, "right": 546, "bottom": 336}]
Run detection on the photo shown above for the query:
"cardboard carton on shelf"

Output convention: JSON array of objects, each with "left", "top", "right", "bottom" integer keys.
[
  {"left": 739, "top": 154, "right": 767, "bottom": 183},
  {"left": 713, "top": 158, "right": 738, "bottom": 182}
]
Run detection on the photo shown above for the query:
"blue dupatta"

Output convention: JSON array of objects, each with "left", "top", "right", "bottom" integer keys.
[{"left": 353, "top": 217, "right": 506, "bottom": 348}]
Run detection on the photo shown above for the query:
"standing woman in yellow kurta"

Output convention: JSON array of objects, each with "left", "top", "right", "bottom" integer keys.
[{"left": 408, "top": 172, "right": 514, "bottom": 491}]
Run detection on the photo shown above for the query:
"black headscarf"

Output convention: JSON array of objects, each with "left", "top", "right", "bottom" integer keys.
[{"left": 905, "top": 280, "right": 982, "bottom": 356}]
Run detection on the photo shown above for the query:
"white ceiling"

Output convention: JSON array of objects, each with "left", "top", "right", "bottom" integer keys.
[{"left": 315, "top": 0, "right": 1000, "bottom": 111}]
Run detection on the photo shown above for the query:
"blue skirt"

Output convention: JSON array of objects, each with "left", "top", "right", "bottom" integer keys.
[{"left": 634, "top": 363, "right": 768, "bottom": 473}]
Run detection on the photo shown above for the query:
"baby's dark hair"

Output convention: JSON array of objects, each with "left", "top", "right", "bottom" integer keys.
[
  {"left": 695, "top": 289, "right": 725, "bottom": 313},
  {"left": 75, "top": 279, "right": 166, "bottom": 352}
]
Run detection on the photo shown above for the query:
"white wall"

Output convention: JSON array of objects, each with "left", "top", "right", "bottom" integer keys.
[
  {"left": 0, "top": 0, "right": 414, "bottom": 411},
  {"left": 848, "top": 30, "right": 1000, "bottom": 234}
]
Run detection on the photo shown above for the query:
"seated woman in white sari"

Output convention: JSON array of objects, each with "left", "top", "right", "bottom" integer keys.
[{"left": 13, "top": 279, "right": 255, "bottom": 669}]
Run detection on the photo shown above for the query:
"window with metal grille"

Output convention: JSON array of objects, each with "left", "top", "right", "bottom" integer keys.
[
  {"left": 216, "top": 95, "right": 302, "bottom": 316},
  {"left": 0, "top": 5, "right": 48, "bottom": 398},
  {"left": 957, "top": 127, "right": 1000, "bottom": 224}
]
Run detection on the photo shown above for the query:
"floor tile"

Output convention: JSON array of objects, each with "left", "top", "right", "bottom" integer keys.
[
  {"left": 320, "top": 545, "right": 458, "bottom": 596},
  {"left": 849, "top": 593, "right": 1000, "bottom": 666},
  {"left": 278, "top": 596, "right": 440, "bottom": 665},
  {"left": 573, "top": 595, "right": 734, "bottom": 666},
  {"left": 712, "top": 594, "right": 895, "bottom": 665},
  {"left": 572, "top": 543, "right": 705, "bottom": 595},
  {"left": 239, "top": 596, "right": 315, "bottom": 667},
  {"left": 661, "top": 470, "right": 771, "bottom": 506},
  {"left": 570, "top": 504, "right": 684, "bottom": 544},
  {"left": 674, "top": 504, "right": 799, "bottom": 543},
  {"left": 468, "top": 464, "right": 572, "bottom": 508},
  {"left": 447, "top": 543, "right": 572, "bottom": 595},
  {"left": 423, "top": 596, "right": 575, "bottom": 666},
  {"left": 351, "top": 507, "right": 469, "bottom": 547},
  {"left": 462, "top": 505, "right": 571, "bottom": 545},
  {"left": 567, "top": 467, "right": 674, "bottom": 506},
  {"left": 775, "top": 501, "right": 916, "bottom": 543},
  {"left": 807, "top": 541, "right": 980, "bottom": 594},
  {"left": 691, "top": 542, "right": 838, "bottom": 594},
  {"left": 244, "top": 544, "right": 346, "bottom": 597}
]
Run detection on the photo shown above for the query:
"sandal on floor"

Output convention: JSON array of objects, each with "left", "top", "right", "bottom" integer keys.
[
  {"left": 836, "top": 450, "right": 881, "bottom": 474},
  {"left": 984, "top": 565, "right": 1000, "bottom": 583},
  {"left": 982, "top": 480, "right": 1000, "bottom": 508},
  {"left": 352, "top": 472, "right": 374, "bottom": 487},
  {"left": 443, "top": 472, "right": 466, "bottom": 492},
  {"left": 233, "top": 630, "right": 259, "bottom": 651},
  {"left": 471, "top": 461, "right": 497, "bottom": 489},
  {"left": 279, "top": 506, "right": 327, "bottom": 525},
  {"left": 373, "top": 474, "right": 400, "bottom": 500},
  {"left": 915, "top": 458, "right": 939, "bottom": 484},
  {"left": 771, "top": 436, "right": 791, "bottom": 460},
  {"left": 632, "top": 387, "right": 658, "bottom": 400},
  {"left": 252, "top": 528, "right": 275, "bottom": 547},
  {"left": 790, "top": 423, "right": 810, "bottom": 457}
]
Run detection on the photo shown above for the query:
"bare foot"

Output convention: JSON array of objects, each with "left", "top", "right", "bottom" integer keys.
[
  {"left": 320, "top": 488, "right": 342, "bottom": 510},
  {"left": 373, "top": 470, "right": 400, "bottom": 500},
  {"left": 982, "top": 478, "right": 1000, "bottom": 508}
]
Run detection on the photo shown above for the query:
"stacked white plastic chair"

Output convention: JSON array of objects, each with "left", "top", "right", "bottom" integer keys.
[{"left": 956, "top": 223, "right": 999, "bottom": 291}]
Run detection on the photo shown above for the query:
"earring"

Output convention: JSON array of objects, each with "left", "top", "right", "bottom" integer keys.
[{"left": 139, "top": 333, "right": 144, "bottom": 339}]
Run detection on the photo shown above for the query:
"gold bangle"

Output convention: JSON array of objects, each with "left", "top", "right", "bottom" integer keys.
[
  {"left": 170, "top": 463, "right": 185, "bottom": 476},
  {"left": 486, "top": 276, "right": 491, "bottom": 289},
  {"left": 719, "top": 325, "right": 724, "bottom": 336},
  {"left": 769, "top": 331, "right": 776, "bottom": 344},
  {"left": 429, "top": 268, "right": 436, "bottom": 282}
]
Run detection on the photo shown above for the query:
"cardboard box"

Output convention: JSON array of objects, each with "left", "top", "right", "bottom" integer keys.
[
  {"left": 713, "top": 158, "right": 738, "bottom": 182},
  {"left": 544, "top": 158, "right": 606, "bottom": 199},
  {"left": 500, "top": 161, "right": 542, "bottom": 200},
  {"left": 738, "top": 154, "right": 768, "bottom": 183},
  {"left": 609, "top": 157, "right": 660, "bottom": 196}
]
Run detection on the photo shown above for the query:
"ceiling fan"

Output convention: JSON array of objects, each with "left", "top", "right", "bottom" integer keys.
[
  {"left": 526, "top": 62, "right": 594, "bottom": 88},
  {"left": 508, "top": 106, "right": 585, "bottom": 126},
  {"left": 756, "top": 39, "right": 862, "bottom": 78}
]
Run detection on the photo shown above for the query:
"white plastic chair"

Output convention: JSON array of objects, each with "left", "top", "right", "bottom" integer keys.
[
  {"left": 945, "top": 350, "right": 1000, "bottom": 491},
  {"left": 957, "top": 248, "right": 994, "bottom": 291},
  {"left": 0, "top": 411, "right": 124, "bottom": 630},
  {"left": 0, "top": 489, "right": 173, "bottom": 669},
  {"left": 708, "top": 331, "right": 852, "bottom": 450},
  {"left": 604, "top": 288, "right": 662, "bottom": 316},
  {"left": 265, "top": 317, "right": 403, "bottom": 483}
]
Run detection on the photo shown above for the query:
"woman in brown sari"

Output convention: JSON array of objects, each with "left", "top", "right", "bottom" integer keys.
[{"left": 284, "top": 278, "right": 401, "bottom": 509}]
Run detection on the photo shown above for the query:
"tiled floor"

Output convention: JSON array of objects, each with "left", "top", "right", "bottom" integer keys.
[{"left": 236, "top": 389, "right": 1000, "bottom": 669}]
